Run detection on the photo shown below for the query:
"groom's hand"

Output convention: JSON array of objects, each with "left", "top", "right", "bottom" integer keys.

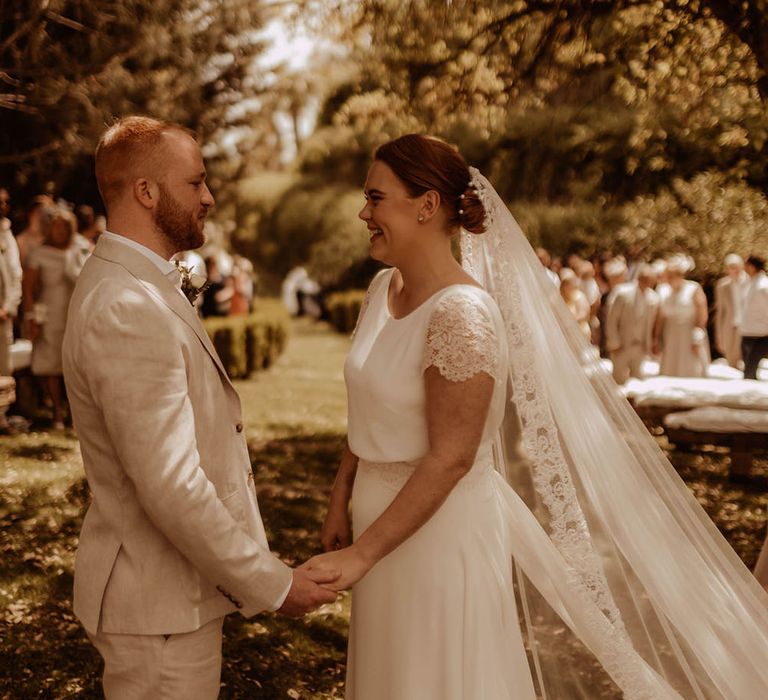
[{"left": 276, "top": 567, "right": 340, "bottom": 617}]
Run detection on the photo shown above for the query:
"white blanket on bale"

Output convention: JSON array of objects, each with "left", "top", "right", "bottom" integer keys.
[
  {"left": 10, "top": 339, "right": 31, "bottom": 373},
  {"left": 664, "top": 407, "right": 768, "bottom": 434},
  {"left": 623, "top": 377, "right": 768, "bottom": 411}
]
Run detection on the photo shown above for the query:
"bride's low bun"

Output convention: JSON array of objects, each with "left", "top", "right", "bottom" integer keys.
[
  {"left": 374, "top": 134, "right": 488, "bottom": 235},
  {"left": 456, "top": 187, "right": 486, "bottom": 234}
]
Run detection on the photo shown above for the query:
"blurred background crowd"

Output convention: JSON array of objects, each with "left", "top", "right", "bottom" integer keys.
[{"left": 2, "top": 0, "right": 768, "bottom": 430}]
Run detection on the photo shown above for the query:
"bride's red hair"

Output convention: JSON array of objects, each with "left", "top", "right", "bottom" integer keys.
[{"left": 374, "top": 135, "right": 487, "bottom": 234}]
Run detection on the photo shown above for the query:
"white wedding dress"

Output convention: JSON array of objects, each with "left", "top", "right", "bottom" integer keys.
[
  {"left": 340, "top": 168, "right": 768, "bottom": 700},
  {"left": 345, "top": 268, "right": 536, "bottom": 700}
]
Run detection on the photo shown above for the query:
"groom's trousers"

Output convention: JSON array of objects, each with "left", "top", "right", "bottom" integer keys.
[{"left": 87, "top": 616, "right": 224, "bottom": 699}]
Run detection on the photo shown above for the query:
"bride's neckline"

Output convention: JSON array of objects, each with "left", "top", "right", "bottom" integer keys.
[{"left": 384, "top": 269, "right": 482, "bottom": 321}]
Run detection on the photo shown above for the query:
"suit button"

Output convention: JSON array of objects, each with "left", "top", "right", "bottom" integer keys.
[{"left": 235, "top": 422, "right": 243, "bottom": 433}]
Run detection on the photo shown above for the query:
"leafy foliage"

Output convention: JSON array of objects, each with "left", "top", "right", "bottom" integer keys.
[{"left": 0, "top": 0, "right": 279, "bottom": 205}]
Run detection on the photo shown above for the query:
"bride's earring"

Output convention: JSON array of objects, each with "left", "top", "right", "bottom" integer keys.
[{"left": 417, "top": 215, "right": 424, "bottom": 222}]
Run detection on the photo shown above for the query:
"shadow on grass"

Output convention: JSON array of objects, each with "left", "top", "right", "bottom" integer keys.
[
  {"left": 0, "top": 431, "right": 347, "bottom": 699},
  {"left": 2, "top": 428, "right": 767, "bottom": 699}
]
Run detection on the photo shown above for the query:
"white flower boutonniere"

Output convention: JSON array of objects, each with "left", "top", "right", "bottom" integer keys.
[{"left": 174, "top": 261, "right": 210, "bottom": 305}]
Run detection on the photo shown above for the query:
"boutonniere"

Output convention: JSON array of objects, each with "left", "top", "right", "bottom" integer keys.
[{"left": 174, "top": 260, "right": 210, "bottom": 305}]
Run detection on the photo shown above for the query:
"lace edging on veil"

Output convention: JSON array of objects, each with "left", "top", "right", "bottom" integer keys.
[{"left": 460, "top": 167, "right": 768, "bottom": 700}]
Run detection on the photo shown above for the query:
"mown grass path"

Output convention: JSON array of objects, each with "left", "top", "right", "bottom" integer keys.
[{"left": 1, "top": 318, "right": 767, "bottom": 699}]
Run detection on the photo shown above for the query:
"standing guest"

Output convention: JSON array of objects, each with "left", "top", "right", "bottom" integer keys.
[
  {"left": 535, "top": 247, "right": 560, "bottom": 287},
  {"left": 230, "top": 256, "right": 256, "bottom": 316},
  {"left": 653, "top": 254, "right": 709, "bottom": 377},
  {"left": 559, "top": 268, "right": 591, "bottom": 340},
  {"left": 714, "top": 253, "right": 748, "bottom": 368},
  {"left": 16, "top": 194, "right": 52, "bottom": 268},
  {"left": 740, "top": 254, "right": 768, "bottom": 380},
  {"left": 576, "top": 260, "right": 601, "bottom": 344},
  {"left": 0, "top": 188, "right": 22, "bottom": 430},
  {"left": 604, "top": 264, "right": 659, "bottom": 384},
  {"left": 75, "top": 204, "right": 103, "bottom": 250},
  {"left": 598, "top": 257, "right": 628, "bottom": 356},
  {"left": 651, "top": 258, "right": 670, "bottom": 300},
  {"left": 23, "top": 206, "right": 84, "bottom": 428}
]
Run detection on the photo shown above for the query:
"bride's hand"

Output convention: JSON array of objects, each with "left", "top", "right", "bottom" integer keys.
[
  {"left": 300, "top": 546, "right": 372, "bottom": 591},
  {"left": 320, "top": 501, "right": 352, "bottom": 552}
]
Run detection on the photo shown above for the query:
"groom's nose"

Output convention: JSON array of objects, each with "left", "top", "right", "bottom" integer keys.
[{"left": 201, "top": 184, "right": 215, "bottom": 208}]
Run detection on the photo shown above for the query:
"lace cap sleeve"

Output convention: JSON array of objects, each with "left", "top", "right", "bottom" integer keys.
[{"left": 422, "top": 288, "right": 501, "bottom": 382}]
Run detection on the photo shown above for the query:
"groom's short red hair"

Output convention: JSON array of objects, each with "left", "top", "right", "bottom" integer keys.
[{"left": 95, "top": 116, "right": 196, "bottom": 210}]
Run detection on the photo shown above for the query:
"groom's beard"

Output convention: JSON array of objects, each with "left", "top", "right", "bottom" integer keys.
[{"left": 154, "top": 183, "right": 206, "bottom": 252}]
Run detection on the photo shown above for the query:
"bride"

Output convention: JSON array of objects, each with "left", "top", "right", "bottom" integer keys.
[{"left": 303, "top": 134, "right": 768, "bottom": 699}]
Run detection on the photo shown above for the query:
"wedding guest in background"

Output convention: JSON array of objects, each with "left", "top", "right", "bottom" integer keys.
[
  {"left": 200, "top": 254, "right": 233, "bottom": 318},
  {"left": 576, "top": 260, "right": 601, "bottom": 344},
  {"left": 714, "top": 253, "right": 748, "bottom": 368},
  {"left": 625, "top": 244, "right": 645, "bottom": 281},
  {"left": 74, "top": 204, "right": 103, "bottom": 250},
  {"left": 23, "top": 206, "right": 83, "bottom": 428},
  {"left": 604, "top": 264, "right": 659, "bottom": 384},
  {"left": 230, "top": 256, "right": 256, "bottom": 316},
  {"left": 653, "top": 254, "right": 709, "bottom": 377},
  {"left": 0, "top": 187, "right": 22, "bottom": 431},
  {"left": 740, "top": 254, "right": 768, "bottom": 380},
  {"left": 535, "top": 247, "right": 560, "bottom": 287},
  {"left": 16, "top": 194, "right": 52, "bottom": 268},
  {"left": 651, "top": 258, "right": 670, "bottom": 300},
  {"left": 598, "top": 257, "right": 628, "bottom": 356},
  {"left": 559, "top": 267, "right": 591, "bottom": 340}
]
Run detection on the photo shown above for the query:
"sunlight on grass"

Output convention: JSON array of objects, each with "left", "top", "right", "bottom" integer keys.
[{"left": 235, "top": 318, "right": 351, "bottom": 441}]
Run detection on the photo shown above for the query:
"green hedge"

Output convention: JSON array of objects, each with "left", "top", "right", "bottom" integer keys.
[
  {"left": 326, "top": 290, "right": 367, "bottom": 334},
  {"left": 203, "top": 300, "right": 289, "bottom": 379}
]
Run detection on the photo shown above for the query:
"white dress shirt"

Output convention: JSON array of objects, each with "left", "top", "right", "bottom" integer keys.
[{"left": 740, "top": 271, "right": 768, "bottom": 337}]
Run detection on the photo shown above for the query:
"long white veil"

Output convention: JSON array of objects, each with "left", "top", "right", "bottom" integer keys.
[{"left": 460, "top": 168, "right": 768, "bottom": 699}]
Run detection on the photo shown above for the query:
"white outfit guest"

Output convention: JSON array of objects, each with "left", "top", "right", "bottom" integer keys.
[
  {"left": 0, "top": 216, "right": 22, "bottom": 377},
  {"left": 63, "top": 234, "right": 293, "bottom": 698},
  {"left": 740, "top": 270, "right": 768, "bottom": 380},
  {"left": 604, "top": 280, "right": 659, "bottom": 384},
  {"left": 27, "top": 244, "right": 81, "bottom": 376},
  {"left": 658, "top": 279, "right": 709, "bottom": 377},
  {"left": 714, "top": 268, "right": 748, "bottom": 367}
]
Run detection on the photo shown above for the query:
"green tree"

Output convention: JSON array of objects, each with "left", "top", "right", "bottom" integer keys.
[{"left": 0, "top": 0, "right": 279, "bottom": 206}]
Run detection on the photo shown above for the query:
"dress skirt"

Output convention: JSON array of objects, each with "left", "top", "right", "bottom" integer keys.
[{"left": 347, "top": 458, "right": 537, "bottom": 700}]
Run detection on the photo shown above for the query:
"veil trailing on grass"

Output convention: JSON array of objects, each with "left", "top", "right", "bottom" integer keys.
[{"left": 460, "top": 167, "right": 768, "bottom": 700}]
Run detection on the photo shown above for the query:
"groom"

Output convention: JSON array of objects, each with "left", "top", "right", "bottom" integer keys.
[{"left": 62, "top": 116, "right": 337, "bottom": 698}]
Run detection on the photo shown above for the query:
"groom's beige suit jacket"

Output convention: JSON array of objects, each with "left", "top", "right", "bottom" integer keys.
[{"left": 62, "top": 235, "right": 292, "bottom": 636}]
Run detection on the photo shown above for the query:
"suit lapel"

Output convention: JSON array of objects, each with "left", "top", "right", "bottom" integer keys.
[{"left": 91, "top": 236, "right": 232, "bottom": 388}]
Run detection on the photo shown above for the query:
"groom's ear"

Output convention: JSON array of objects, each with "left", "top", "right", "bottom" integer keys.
[{"left": 134, "top": 178, "right": 159, "bottom": 210}]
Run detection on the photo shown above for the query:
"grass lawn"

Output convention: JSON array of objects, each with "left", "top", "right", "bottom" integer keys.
[{"left": 1, "top": 316, "right": 767, "bottom": 699}]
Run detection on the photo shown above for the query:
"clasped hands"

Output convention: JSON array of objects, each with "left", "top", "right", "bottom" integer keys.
[
  {"left": 300, "top": 499, "right": 372, "bottom": 592},
  {"left": 278, "top": 506, "right": 371, "bottom": 617}
]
